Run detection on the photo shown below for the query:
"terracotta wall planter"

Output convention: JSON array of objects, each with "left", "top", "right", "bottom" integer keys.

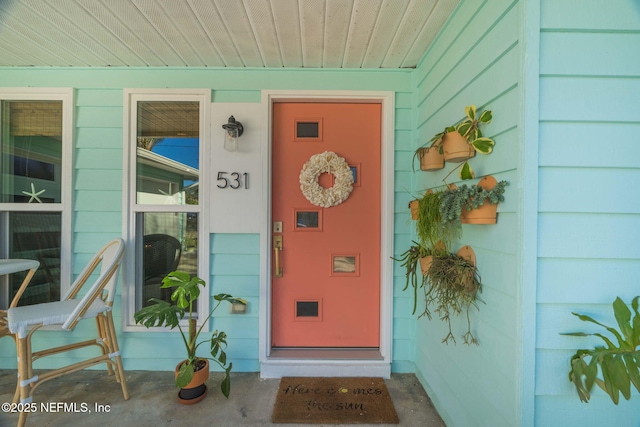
[
  {"left": 420, "top": 256, "right": 433, "bottom": 276},
  {"left": 461, "top": 176, "right": 498, "bottom": 224},
  {"left": 456, "top": 245, "right": 479, "bottom": 296},
  {"left": 418, "top": 147, "right": 444, "bottom": 171},
  {"left": 461, "top": 203, "right": 498, "bottom": 224},
  {"left": 442, "top": 131, "right": 475, "bottom": 163},
  {"left": 409, "top": 200, "right": 419, "bottom": 220}
]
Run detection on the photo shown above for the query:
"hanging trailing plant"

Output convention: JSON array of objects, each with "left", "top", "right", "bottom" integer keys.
[
  {"left": 421, "top": 249, "right": 482, "bottom": 345},
  {"left": 415, "top": 190, "right": 458, "bottom": 249},
  {"left": 392, "top": 243, "right": 428, "bottom": 315},
  {"left": 439, "top": 180, "right": 507, "bottom": 224},
  {"left": 561, "top": 296, "right": 640, "bottom": 404}
]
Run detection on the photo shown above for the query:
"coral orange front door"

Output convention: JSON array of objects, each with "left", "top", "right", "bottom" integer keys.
[{"left": 271, "top": 102, "right": 381, "bottom": 347}]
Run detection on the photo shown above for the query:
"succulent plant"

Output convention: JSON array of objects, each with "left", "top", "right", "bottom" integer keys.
[{"left": 439, "top": 180, "right": 507, "bottom": 224}]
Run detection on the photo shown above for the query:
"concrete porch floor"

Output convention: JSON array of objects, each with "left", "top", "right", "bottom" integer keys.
[{"left": 0, "top": 369, "right": 445, "bottom": 427}]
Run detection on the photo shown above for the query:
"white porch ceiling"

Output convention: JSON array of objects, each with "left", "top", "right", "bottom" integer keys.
[{"left": 0, "top": 0, "right": 459, "bottom": 68}]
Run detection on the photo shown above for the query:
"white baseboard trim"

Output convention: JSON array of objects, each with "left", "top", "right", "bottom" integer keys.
[{"left": 260, "top": 359, "right": 391, "bottom": 379}]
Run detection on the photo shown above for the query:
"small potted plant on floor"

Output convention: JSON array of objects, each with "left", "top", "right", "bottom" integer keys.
[
  {"left": 134, "top": 271, "right": 247, "bottom": 403},
  {"left": 561, "top": 296, "right": 640, "bottom": 404},
  {"left": 421, "top": 246, "right": 482, "bottom": 345}
]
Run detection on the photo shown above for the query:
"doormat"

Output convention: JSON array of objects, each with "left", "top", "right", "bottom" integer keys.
[{"left": 271, "top": 377, "right": 399, "bottom": 424}]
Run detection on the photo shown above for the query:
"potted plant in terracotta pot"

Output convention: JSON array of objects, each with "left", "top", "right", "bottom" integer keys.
[
  {"left": 439, "top": 176, "right": 507, "bottom": 225},
  {"left": 421, "top": 246, "right": 482, "bottom": 345},
  {"left": 134, "top": 271, "right": 247, "bottom": 403},
  {"left": 413, "top": 132, "right": 446, "bottom": 171},
  {"left": 441, "top": 105, "right": 495, "bottom": 180}
]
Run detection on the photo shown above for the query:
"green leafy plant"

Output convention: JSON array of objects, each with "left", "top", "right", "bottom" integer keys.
[
  {"left": 455, "top": 105, "right": 495, "bottom": 180},
  {"left": 422, "top": 252, "right": 482, "bottom": 345},
  {"left": 562, "top": 296, "right": 640, "bottom": 404},
  {"left": 134, "top": 271, "right": 247, "bottom": 398},
  {"left": 439, "top": 180, "right": 507, "bottom": 224}
]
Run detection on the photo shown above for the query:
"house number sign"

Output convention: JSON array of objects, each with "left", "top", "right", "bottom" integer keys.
[{"left": 216, "top": 171, "right": 249, "bottom": 189}]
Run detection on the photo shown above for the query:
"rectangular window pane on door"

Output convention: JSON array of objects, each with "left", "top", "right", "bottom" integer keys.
[
  {"left": 7, "top": 212, "right": 61, "bottom": 306},
  {"left": 138, "top": 212, "right": 198, "bottom": 309},
  {"left": 1, "top": 101, "right": 63, "bottom": 203},
  {"left": 136, "top": 101, "right": 200, "bottom": 205}
]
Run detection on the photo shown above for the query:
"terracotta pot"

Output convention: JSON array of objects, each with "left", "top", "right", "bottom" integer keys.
[
  {"left": 409, "top": 200, "right": 419, "bottom": 220},
  {"left": 419, "top": 256, "right": 433, "bottom": 276},
  {"left": 461, "top": 203, "right": 498, "bottom": 224},
  {"left": 176, "top": 359, "right": 209, "bottom": 404},
  {"left": 456, "top": 246, "right": 479, "bottom": 296},
  {"left": 461, "top": 176, "right": 499, "bottom": 224},
  {"left": 442, "top": 131, "right": 475, "bottom": 163},
  {"left": 418, "top": 147, "right": 444, "bottom": 171}
]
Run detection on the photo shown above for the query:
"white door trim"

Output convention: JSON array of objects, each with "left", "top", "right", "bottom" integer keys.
[{"left": 259, "top": 90, "right": 395, "bottom": 378}]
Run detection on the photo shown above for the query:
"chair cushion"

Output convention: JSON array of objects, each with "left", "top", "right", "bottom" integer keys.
[{"left": 7, "top": 299, "right": 110, "bottom": 338}]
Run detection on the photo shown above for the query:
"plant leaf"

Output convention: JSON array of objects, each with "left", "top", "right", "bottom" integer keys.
[
  {"left": 571, "top": 312, "right": 625, "bottom": 347},
  {"left": 631, "top": 297, "right": 640, "bottom": 347},
  {"left": 600, "top": 355, "right": 621, "bottom": 404},
  {"left": 464, "top": 105, "right": 476, "bottom": 120},
  {"left": 472, "top": 137, "right": 495, "bottom": 154},
  {"left": 133, "top": 298, "right": 184, "bottom": 329},
  {"left": 215, "top": 293, "right": 247, "bottom": 306},
  {"left": 175, "top": 361, "right": 194, "bottom": 388},
  {"left": 623, "top": 353, "right": 640, "bottom": 393},
  {"left": 459, "top": 162, "right": 475, "bottom": 180},
  {"left": 478, "top": 110, "right": 492, "bottom": 124},
  {"left": 220, "top": 363, "right": 232, "bottom": 398},
  {"left": 613, "top": 297, "right": 634, "bottom": 346},
  {"left": 457, "top": 122, "right": 472, "bottom": 138},
  {"left": 611, "top": 354, "right": 632, "bottom": 400}
]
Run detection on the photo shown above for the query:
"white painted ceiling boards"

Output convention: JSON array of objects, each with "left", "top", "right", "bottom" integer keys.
[{"left": 0, "top": 0, "right": 459, "bottom": 68}]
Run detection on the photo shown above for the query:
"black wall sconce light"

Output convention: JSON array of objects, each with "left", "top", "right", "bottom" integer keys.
[{"left": 222, "top": 115, "right": 243, "bottom": 152}]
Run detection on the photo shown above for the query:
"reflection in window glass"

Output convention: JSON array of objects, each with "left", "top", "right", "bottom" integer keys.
[
  {"left": 296, "top": 122, "right": 319, "bottom": 138},
  {"left": 7, "top": 212, "right": 61, "bottom": 306},
  {"left": 138, "top": 212, "right": 198, "bottom": 309},
  {"left": 296, "top": 211, "right": 319, "bottom": 229},
  {"left": 1, "top": 101, "right": 62, "bottom": 203},
  {"left": 333, "top": 256, "right": 357, "bottom": 274},
  {"left": 136, "top": 101, "right": 199, "bottom": 205}
]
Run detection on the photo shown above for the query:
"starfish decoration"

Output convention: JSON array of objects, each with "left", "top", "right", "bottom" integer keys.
[{"left": 22, "top": 183, "right": 45, "bottom": 203}]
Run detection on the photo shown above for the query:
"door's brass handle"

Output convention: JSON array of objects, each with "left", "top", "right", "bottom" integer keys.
[{"left": 273, "top": 235, "right": 283, "bottom": 278}]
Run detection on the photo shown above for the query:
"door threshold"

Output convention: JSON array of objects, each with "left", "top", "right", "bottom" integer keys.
[
  {"left": 261, "top": 348, "right": 390, "bottom": 379},
  {"left": 270, "top": 347, "right": 383, "bottom": 360}
]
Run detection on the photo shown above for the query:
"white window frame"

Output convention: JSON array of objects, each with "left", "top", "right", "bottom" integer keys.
[
  {"left": 122, "top": 89, "right": 211, "bottom": 331},
  {"left": 0, "top": 88, "right": 73, "bottom": 307}
]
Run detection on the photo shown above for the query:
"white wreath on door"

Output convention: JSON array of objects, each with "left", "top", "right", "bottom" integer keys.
[{"left": 299, "top": 151, "right": 354, "bottom": 208}]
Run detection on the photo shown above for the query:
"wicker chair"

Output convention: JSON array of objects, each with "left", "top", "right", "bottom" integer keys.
[
  {"left": 0, "top": 259, "right": 39, "bottom": 405},
  {"left": 7, "top": 238, "right": 129, "bottom": 427}
]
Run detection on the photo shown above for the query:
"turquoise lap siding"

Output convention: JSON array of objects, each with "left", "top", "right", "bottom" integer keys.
[
  {"left": 535, "top": 1, "right": 640, "bottom": 425},
  {"left": 411, "top": 1, "right": 523, "bottom": 426}
]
